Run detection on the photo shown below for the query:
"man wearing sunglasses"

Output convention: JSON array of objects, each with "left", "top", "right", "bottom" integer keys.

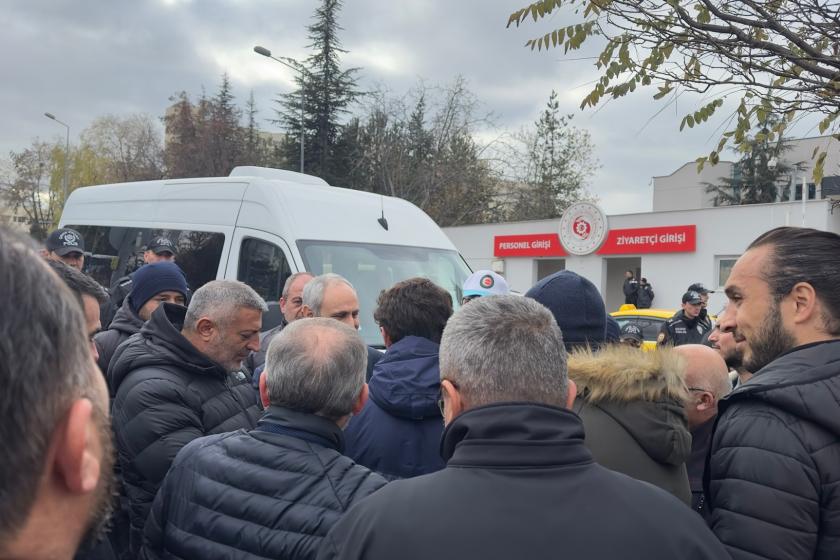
[{"left": 317, "top": 296, "right": 726, "bottom": 560}]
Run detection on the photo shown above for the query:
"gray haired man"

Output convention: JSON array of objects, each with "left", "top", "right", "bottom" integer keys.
[
  {"left": 317, "top": 295, "right": 727, "bottom": 560},
  {"left": 301, "top": 273, "right": 383, "bottom": 380},
  {"left": 0, "top": 228, "right": 114, "bottom": 559},
  {"left": 109, "top": 280, "right": 264, "bottom": 556},
  {"left": 142, "top": 318, "right": 386, "bottom": 559},
  {"left": 246, "top": 271, "right": 314, "bottom": 374}
]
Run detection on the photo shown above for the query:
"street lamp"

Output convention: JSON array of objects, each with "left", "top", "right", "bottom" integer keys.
[
  {"left": 44, "top": 112, "right": 70, "bottom": 205},
  {"left": 254, "top": 45, "right": 306, "bottom": 174}
]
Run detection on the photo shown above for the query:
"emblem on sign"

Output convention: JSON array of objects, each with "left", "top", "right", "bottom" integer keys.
[{"left": 559, "top": 202, "right": 608, "bottom": 255}]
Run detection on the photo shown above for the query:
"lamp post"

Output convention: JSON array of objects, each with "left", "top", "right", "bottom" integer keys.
[
  {"left": 254, "top": 45, "right": 306, "bottom": 174},
  {"left": 44, "top": 112, "right": 70, "bottom": 205}
]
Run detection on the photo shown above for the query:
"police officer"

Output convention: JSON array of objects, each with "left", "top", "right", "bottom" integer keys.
[
  {"left": 102, "top": 236, "right": 179, "bottom": 328},
  {"left": 687, "top": 282, "right": 714, "bottom": 331},
  {"left": 658, "top": 291, "right": 711, "bottom": 347}
]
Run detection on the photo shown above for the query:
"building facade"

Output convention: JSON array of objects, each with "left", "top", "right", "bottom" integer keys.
[{"left": 445, "top": 197, "right": 840, "bottom": 314}]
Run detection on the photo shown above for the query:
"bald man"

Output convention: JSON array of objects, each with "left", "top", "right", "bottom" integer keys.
[{"left": 675, "top": 344, "right": 730, "bottom": 519}]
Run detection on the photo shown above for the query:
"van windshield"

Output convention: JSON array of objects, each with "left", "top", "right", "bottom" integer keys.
[{"left": 297, "top": 240, "right": 472, "bottom": 347}]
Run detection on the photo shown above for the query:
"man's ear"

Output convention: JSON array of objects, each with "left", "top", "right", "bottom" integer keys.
[
  {"left": 352, "top": 383, "right": 369, "bottom": 415},
  {"left": 565, "top": 379, "right": 578, "bottom": 410},
  {"left": 54, "top": 399, "right": 101, "bottom": 495},
  {"left": 258, "top": 371, "right": 270, "bottom": 409},
  {"left": 789, "top": 282, "right": 819, "bottom": 326},
  {"left": 697, "top": 391, "right": 715, "bottom": 411},
  {"left": 194, "top": 317, "right": 217, "bottom": 341},
  {"left": 380, "top": 327, "right": 393, "bottom": 348},
  {"left": 441, "top": 379, "right": 464, "bottom": 426},
  {"left": 278, "top": 297, "right": 288, "bottom": 315},
  {"left": 299, "top": 305, "right": 315, "bottom": 319}
]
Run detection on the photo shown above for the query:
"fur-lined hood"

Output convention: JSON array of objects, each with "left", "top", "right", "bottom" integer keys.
[{"left": 567, "top": 345, "right": 688, "bottom": 404}]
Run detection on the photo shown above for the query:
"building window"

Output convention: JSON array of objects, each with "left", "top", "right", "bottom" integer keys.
[
  {"left": 794, "top": 183, "right": 817, "bottom": 201},
  {"left": 716, "top": 256, "right": 739, "bottom": 289},
  {"left": 237, "top": 237, "right": 291, "bottom": 303}
]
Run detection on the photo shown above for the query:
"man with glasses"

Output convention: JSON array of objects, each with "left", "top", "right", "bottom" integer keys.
[
  {"left": 675, "top": 344, "right": 730, "bottom": 519},
  {"left": 460, "top": 269, "right": 509, "bottom": 304},
  {"left": 317, "top": 296, "right": 727, "bottom": 560}
]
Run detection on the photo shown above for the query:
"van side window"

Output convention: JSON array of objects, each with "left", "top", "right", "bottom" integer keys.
[
  {"left": 66, "top": 225, "right": 225, "bottom": 292},
  {"left": 237, "top": 238, "right": 292, "bottom": 303}
]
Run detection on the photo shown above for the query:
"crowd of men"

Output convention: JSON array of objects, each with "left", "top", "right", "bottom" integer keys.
[{"left": 1, "top": 223, "right": 839, "bottom": 560}]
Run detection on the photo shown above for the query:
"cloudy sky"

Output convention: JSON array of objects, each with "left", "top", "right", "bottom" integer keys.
[{"left": 3, "top": 0, "right": 757, "bottom": 214}]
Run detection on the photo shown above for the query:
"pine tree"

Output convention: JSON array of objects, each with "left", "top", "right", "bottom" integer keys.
[
  {"left": 508, "top": 90, "right": 598, "bottom": 220},
  {"left": 274, "top": 0, "right": 360, "bottom": 183},
  {"left": 705, "top": 122, "right": 804, "bottom": 206}
]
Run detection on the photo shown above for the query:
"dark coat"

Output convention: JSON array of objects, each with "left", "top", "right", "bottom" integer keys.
[
  {"left": 109, "top": 303, "right": 261, "bottom": 556},
  {"left": 688, "top": 418, "right": 714, "bottom": 519},
  {"left": 568, "top": 345, "right": 692, "bottom": 503},
  {"left": 658, "top": 309, "right": 710, "bottom": 347},
  {"left": 317, "top": 403, "right": 728, "bottom": 560},
  {"left": 343, "top": 336, "right": 444, "bottom": 480},
  {"left": 622, "top": 277, "right": 639, "bottom": 305},
  {"left": 141, "top": 406, "right": 386, "bottom": 560},
  {"left": 94, "top": 297, "right": 145, "bottom": 374},
  {"left": 706, "top": 340, "right": 840, "bottom": 560},
  {"left": 636, "top": 284, "right": 654, "bottom": 308}
]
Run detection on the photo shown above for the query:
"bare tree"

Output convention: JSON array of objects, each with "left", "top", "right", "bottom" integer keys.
[
  {"left": 80, "top": 113, "right": 164, "bottom": 183},
  {"left": 0, "top": 142, "right": 60, "bottom": 239}
]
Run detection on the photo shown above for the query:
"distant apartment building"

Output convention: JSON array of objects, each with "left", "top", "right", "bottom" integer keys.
[
  {"left": 653, "top": 135, "right": 840, "bottom": 211},
  {"left": 0, "top": 204, "right": 31, "bottom": 232}
]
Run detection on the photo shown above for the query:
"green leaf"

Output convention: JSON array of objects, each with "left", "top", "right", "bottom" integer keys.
[
  {"left": 818, "top": 112, "right": 839, "bottom": 134},
  {"left": 696, "top": 156, "right": 707, "bottom": 172},
  {"left": 813, "top": 152, "right": 827, "bottom": 184}
]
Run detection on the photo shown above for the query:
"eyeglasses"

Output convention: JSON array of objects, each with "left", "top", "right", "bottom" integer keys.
[
  {"left": 620, "top": 338, "right": 642, "bottom": 348},
  {"left": 687, "top": 386, "right": 712, "bottom": 394},
  {"left": 438, "top": 379, "right": 460, "bottom": 416}
]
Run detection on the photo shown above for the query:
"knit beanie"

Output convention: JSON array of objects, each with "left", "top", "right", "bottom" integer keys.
[
  {"left": 605, "top": 315, "right": 621, "bottom": 343},
  {"left": 128, "top": 262, "right": 189, "bottom": 315},
  {"left": 525, "top": 270, "right": 607, "bottom": 351}
]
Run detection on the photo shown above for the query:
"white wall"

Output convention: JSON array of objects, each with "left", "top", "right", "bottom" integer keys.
[{"left": 444, "top": 200, "right": 838, "bottom": 312}]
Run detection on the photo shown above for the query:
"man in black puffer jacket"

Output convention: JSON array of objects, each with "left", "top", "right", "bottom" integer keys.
[
  {"left": 141, "top": 318, "right": 386, "bottom": 560},
  {"left": 109, "top": 280, "right": 265, "bottom": 557},
  {"left": 707, "top": 226, "right": 840, "bottom": 560},
  {"left": 94, "top": 262, "right": 188, "bottom": 375}
]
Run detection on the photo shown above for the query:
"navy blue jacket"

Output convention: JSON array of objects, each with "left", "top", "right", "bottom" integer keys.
[
  {"left": 343, "top": 336, "right": 444, "bottom": 480},
  {"left": 141, "top": 406, "right": 386, "bottom": 560}
]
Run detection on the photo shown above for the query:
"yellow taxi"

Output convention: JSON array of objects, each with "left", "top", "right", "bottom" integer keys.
[{"left": 610, "top": 305, "right": 676, "bottom": 351}]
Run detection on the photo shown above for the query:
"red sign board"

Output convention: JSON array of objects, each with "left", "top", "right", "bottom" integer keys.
[
  {"left": 494, "top": 234, "right": 567, "bottom": 257},
  {"left": 597, "top": 225, "right": 696, "bottom": 255}
]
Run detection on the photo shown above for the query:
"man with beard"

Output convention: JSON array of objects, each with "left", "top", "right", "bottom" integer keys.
[
  {"left": 0, "top": 228, "right": 115, "bottom": 559},
  {"left": 706, "top": 307, "right": 753, "bottom": 387},
  {"left": 109, "top": 280, "right": 264, "bottom": 556},
  {"left": 707, "top": 226, "right": 840, "bottom": 560}
]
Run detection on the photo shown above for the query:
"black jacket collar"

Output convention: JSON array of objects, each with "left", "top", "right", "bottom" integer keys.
[
  {"left": 256, "top": 405, "right": 345, "bottom": 452},
  {"left": 441, "top": 402, "right": 593, "bottom": 468}
]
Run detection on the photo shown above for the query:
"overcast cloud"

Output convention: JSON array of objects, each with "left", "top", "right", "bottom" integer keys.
[{"left": 2, "top": 0, "right": 761, "bottom": 214}]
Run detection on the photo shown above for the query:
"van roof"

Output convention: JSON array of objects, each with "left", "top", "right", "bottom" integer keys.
[{"left": 60, "top": 168, "right": 457, "bottom": 250}]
